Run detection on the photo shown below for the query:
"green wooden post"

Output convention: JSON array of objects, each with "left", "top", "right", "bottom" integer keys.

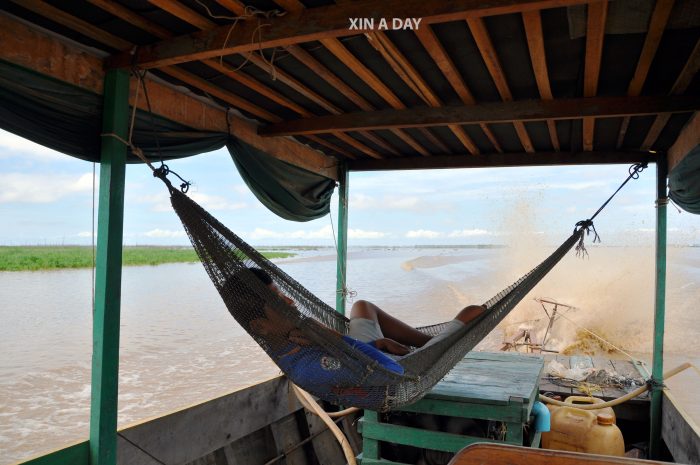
[
  {"left": 89, "top": 69, "right": 129, "bottom": 465},
  {"left": 335, "top": 163, "right": 349, "bottom": 315},
  {"left": 649, "top": 155, "right": 668, "bottom": 459}
]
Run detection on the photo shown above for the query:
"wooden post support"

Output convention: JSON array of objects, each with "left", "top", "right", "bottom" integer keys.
[
  {"left": 89, "top": 68, "right": 129, "bottom": 465},
  {"left": 649, "top": 154, "right": 669, "bottom": 459},
  {"left": 335, "top": 163, "right": 349, "bottom": 315}
]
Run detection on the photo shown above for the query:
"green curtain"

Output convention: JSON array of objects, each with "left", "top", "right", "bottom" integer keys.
[
  {"left": 227, "top": 138, "right": 336, "bottom": 221},
  {"left": 669, "top": 144, "right": 700, "bottom": 215},
  {"left": 0, "top": 59, "right": 226, "bottom": 163}
]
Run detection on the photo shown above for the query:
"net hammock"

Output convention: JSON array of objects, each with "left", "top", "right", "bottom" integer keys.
[{"left": 158, "top": 162, "right": 646, "bottom": 412}]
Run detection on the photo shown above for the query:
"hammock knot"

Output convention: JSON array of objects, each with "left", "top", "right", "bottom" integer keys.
[
  {"left": 574, "top": 219, "right": 600, "bottom": 258},
  {"left": 646, "top": 377, "right": 665, "bottom": 391},
  {"left": 629, "top": 162, "right": 648, "bottom": 179},
  {"left": 153, "top": 163, "right": 191, "bottom": 194}
]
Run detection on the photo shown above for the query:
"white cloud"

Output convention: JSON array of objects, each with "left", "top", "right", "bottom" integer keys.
[
  {"left": 77, "top": 231, "right": 93, "bottom": 237},
  {"left": 406, "top": 229, "right": 442, "bottom": 238},
  {"left": 348, "top": 229, "right": 388, "bottom": 239},
  {"left": 539, "top": 181, "right": 608, "bottom": 190},
  {"left": 350, "top": 193, "right": 426, "bottom": 211},
  {"left": 0, "top": 129, "right": 65, "bottom": 161},
  {"left": 143, "top": 229, "right": 186, "bottom": 238},
  {"left": 0, "top": 172, "right": 93, "bottom": 203},
  {"left": 448, "top": 229, "right": 491, "bottom": 237}
]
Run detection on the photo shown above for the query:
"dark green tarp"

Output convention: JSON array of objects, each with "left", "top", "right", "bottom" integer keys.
[
  {"left": 669, "top": 144, "right": 700, "bottom": 215},
  {"left": 227, "top": 138, "right": 336, "bottom": 221},
  {"left": 0, "top": 59, "right": 335, "bottom": 222}
]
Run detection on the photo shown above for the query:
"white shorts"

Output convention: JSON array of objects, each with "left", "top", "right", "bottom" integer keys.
[{"left": 348, "top": 318, "right": 383, "bottom": 343}]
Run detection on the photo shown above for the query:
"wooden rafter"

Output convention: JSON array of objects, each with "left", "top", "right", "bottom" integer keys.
[
  {"left": 0, "top": 12, "right": 337, "bottom": 179},
  {"left": 108, "top": 0, "right": 594, "bottom": 69},
  {"left": 642, "top": 37, "right": 700, "bottom": 150},
  {"left": 467, "top": 17, "right": 534, "bottom": 152},
  {"left": 273, "top": 0, "right": 306, "bottom": 13},
  {"left": 414, "top": 25, "right": 503, "bottom": 152},
  {"left": 147, "top": 0, "right": 216, "bottom": 30},
  {"left": 137, "top": 0, "right": 386, "bottom": 159},
  {"left": 349, "top": 151, "right": 652, "bottom": 171},
  {"left": 259, "top": 95, "right": 700, "bottom": 136},
  {"left": 368, "top": 32, "right": 479, "bottom": 154},
  {"left": 320, "top": 37, "right": 435, "bottom": 156},
  {"left": 522, "top": 10, "right": 560, "bottom": 151},
  {"left": 617, "top": 0, "right": 675, "bottom": 148},
  {"left": 214, "top": 0, "right": 246, "bottom": 16},
  {"left": 668, "top": 112, "right": 699, "bottom": 171},
  {"left": 582, "top": 0, "right": 608, "bottom": 151},
  {"left": 10, "top": 0, "right": 131, "bottom": 50}
]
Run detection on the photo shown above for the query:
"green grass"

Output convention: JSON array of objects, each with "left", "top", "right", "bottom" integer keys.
[{"left": 0, "top": 246, "right": 295, "bottom": 271}]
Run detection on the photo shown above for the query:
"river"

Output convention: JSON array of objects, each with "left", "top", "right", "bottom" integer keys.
[{"left": 1, "top": 245, "right": 699, "bottom": 464}]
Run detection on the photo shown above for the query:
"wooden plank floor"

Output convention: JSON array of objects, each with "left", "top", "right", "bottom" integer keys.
[{"left": 538, "top": 354, "right": 650, "bottom": 421}]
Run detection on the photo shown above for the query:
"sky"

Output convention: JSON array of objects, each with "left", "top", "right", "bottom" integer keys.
[{"left": 1, "top": 128, "right": 698, "bottom": 247}]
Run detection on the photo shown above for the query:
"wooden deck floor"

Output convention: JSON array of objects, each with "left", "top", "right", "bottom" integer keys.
[{"left": 537, "top": 354, "right": 650, "bottom": 421}]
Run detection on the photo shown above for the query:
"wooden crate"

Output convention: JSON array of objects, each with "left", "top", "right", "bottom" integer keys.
[{"left": 359, "top": 352, "right": 544, "bottom": 465}]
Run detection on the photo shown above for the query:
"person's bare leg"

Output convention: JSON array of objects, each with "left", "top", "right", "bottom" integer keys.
[
  {"left": 350, "top": 300, "right": 431, "bottom": 347},
  {"left": 455, "top": 305, "right": 486, "bottom": 324}
]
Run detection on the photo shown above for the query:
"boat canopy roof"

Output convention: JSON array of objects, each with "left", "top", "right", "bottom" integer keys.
[{"left": 1, "top": 0, "right": 699, "bottom": 214}]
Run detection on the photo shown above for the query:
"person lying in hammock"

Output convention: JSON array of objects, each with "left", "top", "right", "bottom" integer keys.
[{"left": 241, "top": 267, "right": 485, "bottom": 357}]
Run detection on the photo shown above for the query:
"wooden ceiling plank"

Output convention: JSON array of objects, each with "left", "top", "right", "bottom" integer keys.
[
  {"left": 642, "top": 37, "right": 700, "bottom": 150},
  {"left": 415, "top": 25, "right": 501, "bottom": 152},
  {"left": 349, "top": 151, "right": 652, "bottom": 171},
  {"left": 617, "top": 0, "right": 675, "bottom": 148},
  {"left": 109, "top": 0, "right": 594, "bottom": 69},
  {"left": 668, "top": 112, "right": 699, "bottom": 171},
  {"left": 369, "top": 31, "right": 478, "bottom": 154},
  {"left": 582, "top": 0, "right": 608, "bottom": 151},
  {"left": 214, "top": 0, "right": 247, "bottom": 16},
  {"left": 334, "top": 133, "right": 382, "bottom": 159},
  {"left": 0, "top": 12, "right": 337, "bottom": 178},
  {"left": 320, "top": 37, "right": 404, "bottom": 109},
  {"left": 306, "top": 135, "right": 357, "bottom": 160},
  {"left": 9, "top": 0, "right": 132, "bottom": 50},
  {"left": 467, "top": 16, "right": 534, "bottom": 152},
  {"left": 147, "top": 0, "right": 216, "bottom": 30},
  {"left": 522, "top": 10, "right": 560, "bottom": 151},
  {"left": 285, "top": 45, "right": 374, "bottom": 111},
  {"left": 160, "top": 65, "right": 281, "bottom": 122},
  {"left": 86, "top": 0, "right": 173, "bottom": 39},
  {"left": 259, "top": 94, "right": 700, "bottom": 136},
  {"left": 320, "top": 37, "right": 432, "bottom": 156}
]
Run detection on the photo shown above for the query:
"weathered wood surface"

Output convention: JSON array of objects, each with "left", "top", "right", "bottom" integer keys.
[
  {"left": 428, "top": 352, "right": 543, "bottom": 407},
  {"left": 258, "top": 95, "right": 700, "bottom": 136},
  {"left": 116, "top": 376, "right": 303, "bottom": 465},
  {"left": 662, "top": 390, "right": 700, "bottom": 465},
  {"left": 447, "top": 443, "right": 674, "bottom": 465}
]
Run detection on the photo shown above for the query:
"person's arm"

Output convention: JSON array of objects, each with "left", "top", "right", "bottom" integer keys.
[{"left": 373, "top": 338, "right": 410, "bottom": 355}]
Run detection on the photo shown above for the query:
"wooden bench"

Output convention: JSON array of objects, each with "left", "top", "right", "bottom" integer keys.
[{"left": 359, "top": 352, "right": 545, "bottom": 465}]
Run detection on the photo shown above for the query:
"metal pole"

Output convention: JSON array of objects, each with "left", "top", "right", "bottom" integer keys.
[
  {"left": 89, "top": 69, "right": 129, "bottom": 465},
  {"left": 649, "top": 154, "right": 668, "bottom": 459},
  {"left": 335, "top": 163, "right": 349, "bottom": 315}
]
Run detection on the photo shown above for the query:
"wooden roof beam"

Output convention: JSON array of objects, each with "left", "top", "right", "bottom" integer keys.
[
  {"left": 616, "top": 0, "right": 675, "bottom": 148},
  {"left": 259, "top": 95, "right": 700, "bottom": 136},
  {"left": 107, "top": 0, "right": 594, "bottom": 69},
  {"left": 582, "top": 1, "right": 608, "bottom": 151},
  {"left": 414, "top": 25, "right": 503, "bottom": 152},
  {"left": 467, "top": 17, "right": 534, "bottom": 152},
  {"left": 642, "top": 37, "right": 700, "bottom": 150},
  {"left": 0, "top": 12, "right": 337, "bottom": 179},
  {"left": 522, "top": 10, "right": 560, "bottom": 151},
  {"left": 349, "top": 151, "right": 653, "bottom": 171},
  {"left": 320, "top": 37, "right": 434, "bottom": 156},
  {"left": 668, "top": 112, "right": 700, "bottom": 171},
  {"left": 368, "top": 32, "right": 479, "bottom": 154},
  {"left": 140, "top": 0, "right": 385, "bottom": 159}
]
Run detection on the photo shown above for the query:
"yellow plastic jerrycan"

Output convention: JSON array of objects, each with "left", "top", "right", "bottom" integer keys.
[{"left": 542, "top": 396, "right": 624, "bottom": 456}]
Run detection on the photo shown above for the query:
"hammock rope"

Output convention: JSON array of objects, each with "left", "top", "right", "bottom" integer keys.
[{"left": 147, "top": 162, "right": 646, "bottom": 411}]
